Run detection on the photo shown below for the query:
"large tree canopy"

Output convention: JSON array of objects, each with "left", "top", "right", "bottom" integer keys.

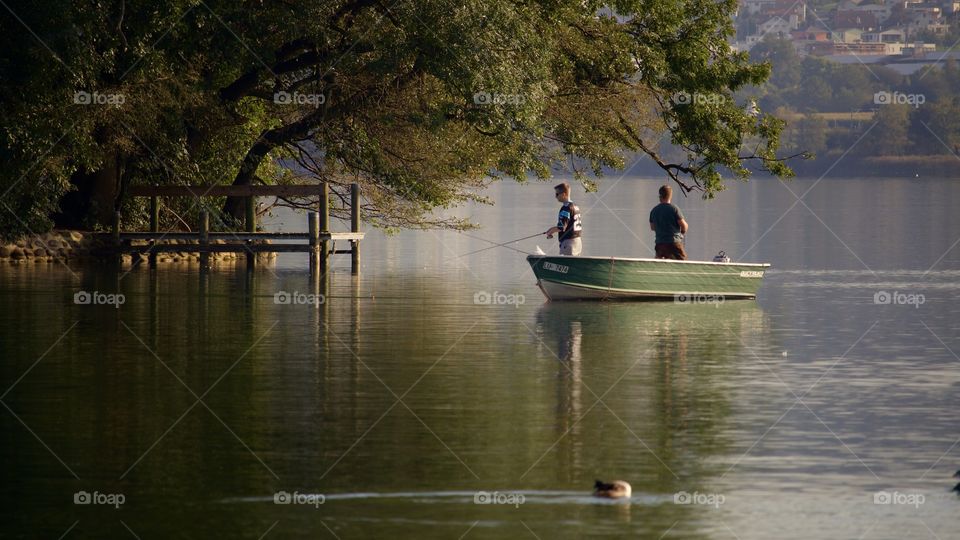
[{"left": 0, "top": 0, "right": 791, "bottom": 238}]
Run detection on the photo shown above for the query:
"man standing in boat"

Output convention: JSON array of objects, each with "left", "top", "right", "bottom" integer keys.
[
  {"left": 649, "top": 184, "right": 689, "bottom": 260},
  {"left": 545, "top": 182, "right": 582, "bottom": 255}
]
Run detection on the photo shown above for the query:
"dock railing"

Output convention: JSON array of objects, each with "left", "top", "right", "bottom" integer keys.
[{"left": 114, "top": 183, "right": 363, "bottom": 274}]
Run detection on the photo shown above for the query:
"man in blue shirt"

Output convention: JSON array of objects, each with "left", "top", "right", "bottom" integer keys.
[
  {"left": 649, "top": 185, "right": 688, "bottom": 260},
  {"left": 545, "top": 183, "right": 582, "bottom": 255}
]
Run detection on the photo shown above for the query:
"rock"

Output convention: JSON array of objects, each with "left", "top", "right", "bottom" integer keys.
[
  {"left": 10, "top": 248, "right": 24, "bottom": 259},
  {"left": 69, "top": 231, "right": 84, "bottom": 242},
  {"left": 0, "top": 245, "right": 12, "bottom": 257}
]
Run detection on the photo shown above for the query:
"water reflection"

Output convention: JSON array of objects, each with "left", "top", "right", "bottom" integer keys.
[
  {"left": 536, "top": 313, "right": 585, "bottom": 482},
  {"left": 4, "top": 175, "right": 960, "bottom": 538},
  {"left": 534, "top": 301, "right": 770, "bottom": 497}
]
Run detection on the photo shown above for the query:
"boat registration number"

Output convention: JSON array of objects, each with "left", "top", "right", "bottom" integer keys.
[
  {"left": 543, "top": 262, "right": 569, "bottom": 274},
  {"left": 740, "top": 270, "right": 764, "bottom": 278}
]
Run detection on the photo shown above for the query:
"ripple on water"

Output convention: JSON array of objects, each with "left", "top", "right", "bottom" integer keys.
[{"left": 220, "top": 490, "right": 666, "bottom": 506}]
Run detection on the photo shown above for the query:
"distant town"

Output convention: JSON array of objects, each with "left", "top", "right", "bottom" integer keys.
[
  {"left": 734, "top": 0, "right": 960, "bottom": 74},
  {"left": 700, "top": 0, "right": 960, "bottom": 177}
]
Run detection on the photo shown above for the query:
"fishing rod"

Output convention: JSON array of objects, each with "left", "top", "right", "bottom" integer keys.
[{"left": 453, "top": 231, "right": 548, "bottom": 258}]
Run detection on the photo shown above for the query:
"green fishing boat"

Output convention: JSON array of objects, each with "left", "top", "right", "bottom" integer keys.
[{"left": 526, "top": 255, "right": 770, "bottom": 301}]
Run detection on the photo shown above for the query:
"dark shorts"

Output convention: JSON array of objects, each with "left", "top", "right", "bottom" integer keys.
[{"left": 655, "top": 243, "right": 687, "bottom": 260}]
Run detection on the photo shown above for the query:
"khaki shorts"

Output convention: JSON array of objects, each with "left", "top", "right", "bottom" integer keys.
[{"left": 559, "top": 237, "right": 582, "bottom": 256}]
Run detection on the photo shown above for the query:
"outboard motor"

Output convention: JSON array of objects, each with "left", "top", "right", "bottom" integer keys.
[{"left": 713, "top": 250, "right": 730, "bottom": 263}]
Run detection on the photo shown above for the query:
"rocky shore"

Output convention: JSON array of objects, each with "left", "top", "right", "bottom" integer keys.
[{"left": 0, "top": 230, "right": 277, "bottom": 266}]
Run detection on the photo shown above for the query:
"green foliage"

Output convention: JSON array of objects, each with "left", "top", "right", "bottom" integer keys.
[
  {"left": 752, "top": 36, "right": 960, "bottom": 159},
  {"left": 862, "top": 105, "right": 911, "bottom": 156},
  {"left": 0, "top": 0, "right": 792, "bottom": 238}
]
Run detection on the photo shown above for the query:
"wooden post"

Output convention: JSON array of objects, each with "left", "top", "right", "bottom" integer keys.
[
  {"left": 199, "top": 209, "right": 209, "bottom": 269},
  {"left": 319, "top": 183, "right": 329, "bottom": 273},
  {"left": 246, "top": 196, "right": 256, "bottom": 270},
  {"left": 112, "top": 211, "right": 121, "bottom": 266},
  {"left": 149, "top": 186, "right": 159, "bottom": 268},
  {"left": 308, "top": 211, "right": 319, "bottom": 273},
  {"left": 351, "top": 182, "right": 361, "bottom": 275}
]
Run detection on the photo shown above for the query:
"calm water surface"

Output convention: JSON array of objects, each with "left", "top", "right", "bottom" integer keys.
[{"left": 1, "top": 177, "right": 958, "bottom": 539}]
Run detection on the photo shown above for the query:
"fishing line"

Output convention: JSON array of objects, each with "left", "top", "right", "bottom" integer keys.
[{"left": 453, "top": 231, "right": 548, "bottom": 258}]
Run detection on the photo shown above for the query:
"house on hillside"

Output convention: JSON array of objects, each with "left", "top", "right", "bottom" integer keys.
[
  {"left": 832, "top": 28, "right": 866, "bottom": 42},
  {"left": 759, "top": 0, "right": 808, "bottom": 22},
  {"left": 901, "top": 42, "right": 939, "bottom": 55},
  {"left": 844, "top": 3, "right": 895, "bottom": 23},
  {"left": 903, "top": 4, "right": 941, "bottom": 22},
  {"left": 741, "top": 0, "right": 781, "bottom": 15},
  {"left": 808, "top": 41, "right": 895, "bottom": 54},
  {"left": 794, "top": 27, "right": 832, "bottom": 40},
  {"left": 835, "top": 10, "right": 881, "bottom": 30},
  {"left": 790, "top": 26, "right": 831, "bottom": 54},
  {"left": 863, "top": 28, "right": 908, "bottom": 42},
  {"left": 758, "top": 16, "right": 799, "bottom": 38},
  {"left": 904, "top": 5, "right": 947, "bottom": 36}
]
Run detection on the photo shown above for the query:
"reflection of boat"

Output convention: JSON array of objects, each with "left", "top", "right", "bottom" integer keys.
[
  {"left": 534, "top": 301, "right": 768, "bottom": 344},
  {"left": 526, "top": 255, "right": 770, "bottom": 301}
]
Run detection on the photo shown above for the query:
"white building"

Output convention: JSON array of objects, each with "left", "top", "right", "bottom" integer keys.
[
  {"left": 758, "top": 15, "right": 801, "bottom": 38},
  {"left": 862, "top": 28, "right": 908, "bottom": 42}
]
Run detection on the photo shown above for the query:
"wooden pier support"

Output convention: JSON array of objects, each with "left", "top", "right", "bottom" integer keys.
[
  {"left": 245, "top": 196, "right": 256, "bottom": 271},
  {"left": 319, "top": 182, "right": 329, "bottom": 273},
  {"left": 351, "top": 183, "right": 361, "bottom": 275},
  {"left": 308, "top": 211, "right": 319, "bottom": 273},
  {"left": 112, "top": 211, "right": 121, "bottom": 266},
  {"left": 199, "top": 210, "right": 210, "bottom": 269},
  {"left": 149, "top": 187, "right": 159, "bottom": 268}
]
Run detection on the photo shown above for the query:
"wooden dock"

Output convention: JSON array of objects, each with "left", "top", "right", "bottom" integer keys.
[{"left": 112, "top": 183, "right": 364, "bottom": 274}]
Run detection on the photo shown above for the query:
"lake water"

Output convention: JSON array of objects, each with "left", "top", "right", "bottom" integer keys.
[{"left": 1, "top": 177, "right": 958, "bottom": 539}]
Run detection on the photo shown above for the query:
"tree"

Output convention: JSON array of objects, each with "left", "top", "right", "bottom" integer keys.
[
  {"left": 909, "top": 98, "right": 960, "bottom": 155},
  {"left": 862, "top": 105, "right": 911, "bottom": 156},
  {"left": 796, "top": 114, "right": 828, "bottom": 156},
  {"left": 0, "top": 0, "right": 792, "bottom": 239},
  {"left": 749, "top": 36, "right": 801, "bottom": 90}
]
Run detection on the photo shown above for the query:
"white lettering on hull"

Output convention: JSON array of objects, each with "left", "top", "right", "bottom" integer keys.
[{"left": 543, "top": 261, "right": 569, "bottom": 274}]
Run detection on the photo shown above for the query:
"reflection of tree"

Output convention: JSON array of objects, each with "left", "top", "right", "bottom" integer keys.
[
  {"left": 649, "top": 303, "right": 775, "bottom": 490},
  {"left": 536, "top": 302, "right": 771, "bottom": 493},
  {"left": 654, "top": 317, "right": 688, "bottom": 437}
]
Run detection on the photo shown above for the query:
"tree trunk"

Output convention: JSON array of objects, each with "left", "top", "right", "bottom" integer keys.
[
  {"left": 223, "top": 137, "right": 275, "bottom": 221},
  {"left": 53, "top": 151, "right": 120, "bottom": 229}
]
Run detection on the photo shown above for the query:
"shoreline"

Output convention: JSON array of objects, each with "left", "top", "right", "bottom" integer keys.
[
  {"left": 623, "top": 155, "right": 959, "bottom": 179},
  {"left": 785, "top": 155, "right": 959, "bottom": 178},
  {"left": 0, "top": 230, "right": 277, "bottom": 266}
]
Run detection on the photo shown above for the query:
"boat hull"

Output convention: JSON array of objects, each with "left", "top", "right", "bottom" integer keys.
[{"left": 527, "top": 255, "right": 769, "bottom": 301}]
